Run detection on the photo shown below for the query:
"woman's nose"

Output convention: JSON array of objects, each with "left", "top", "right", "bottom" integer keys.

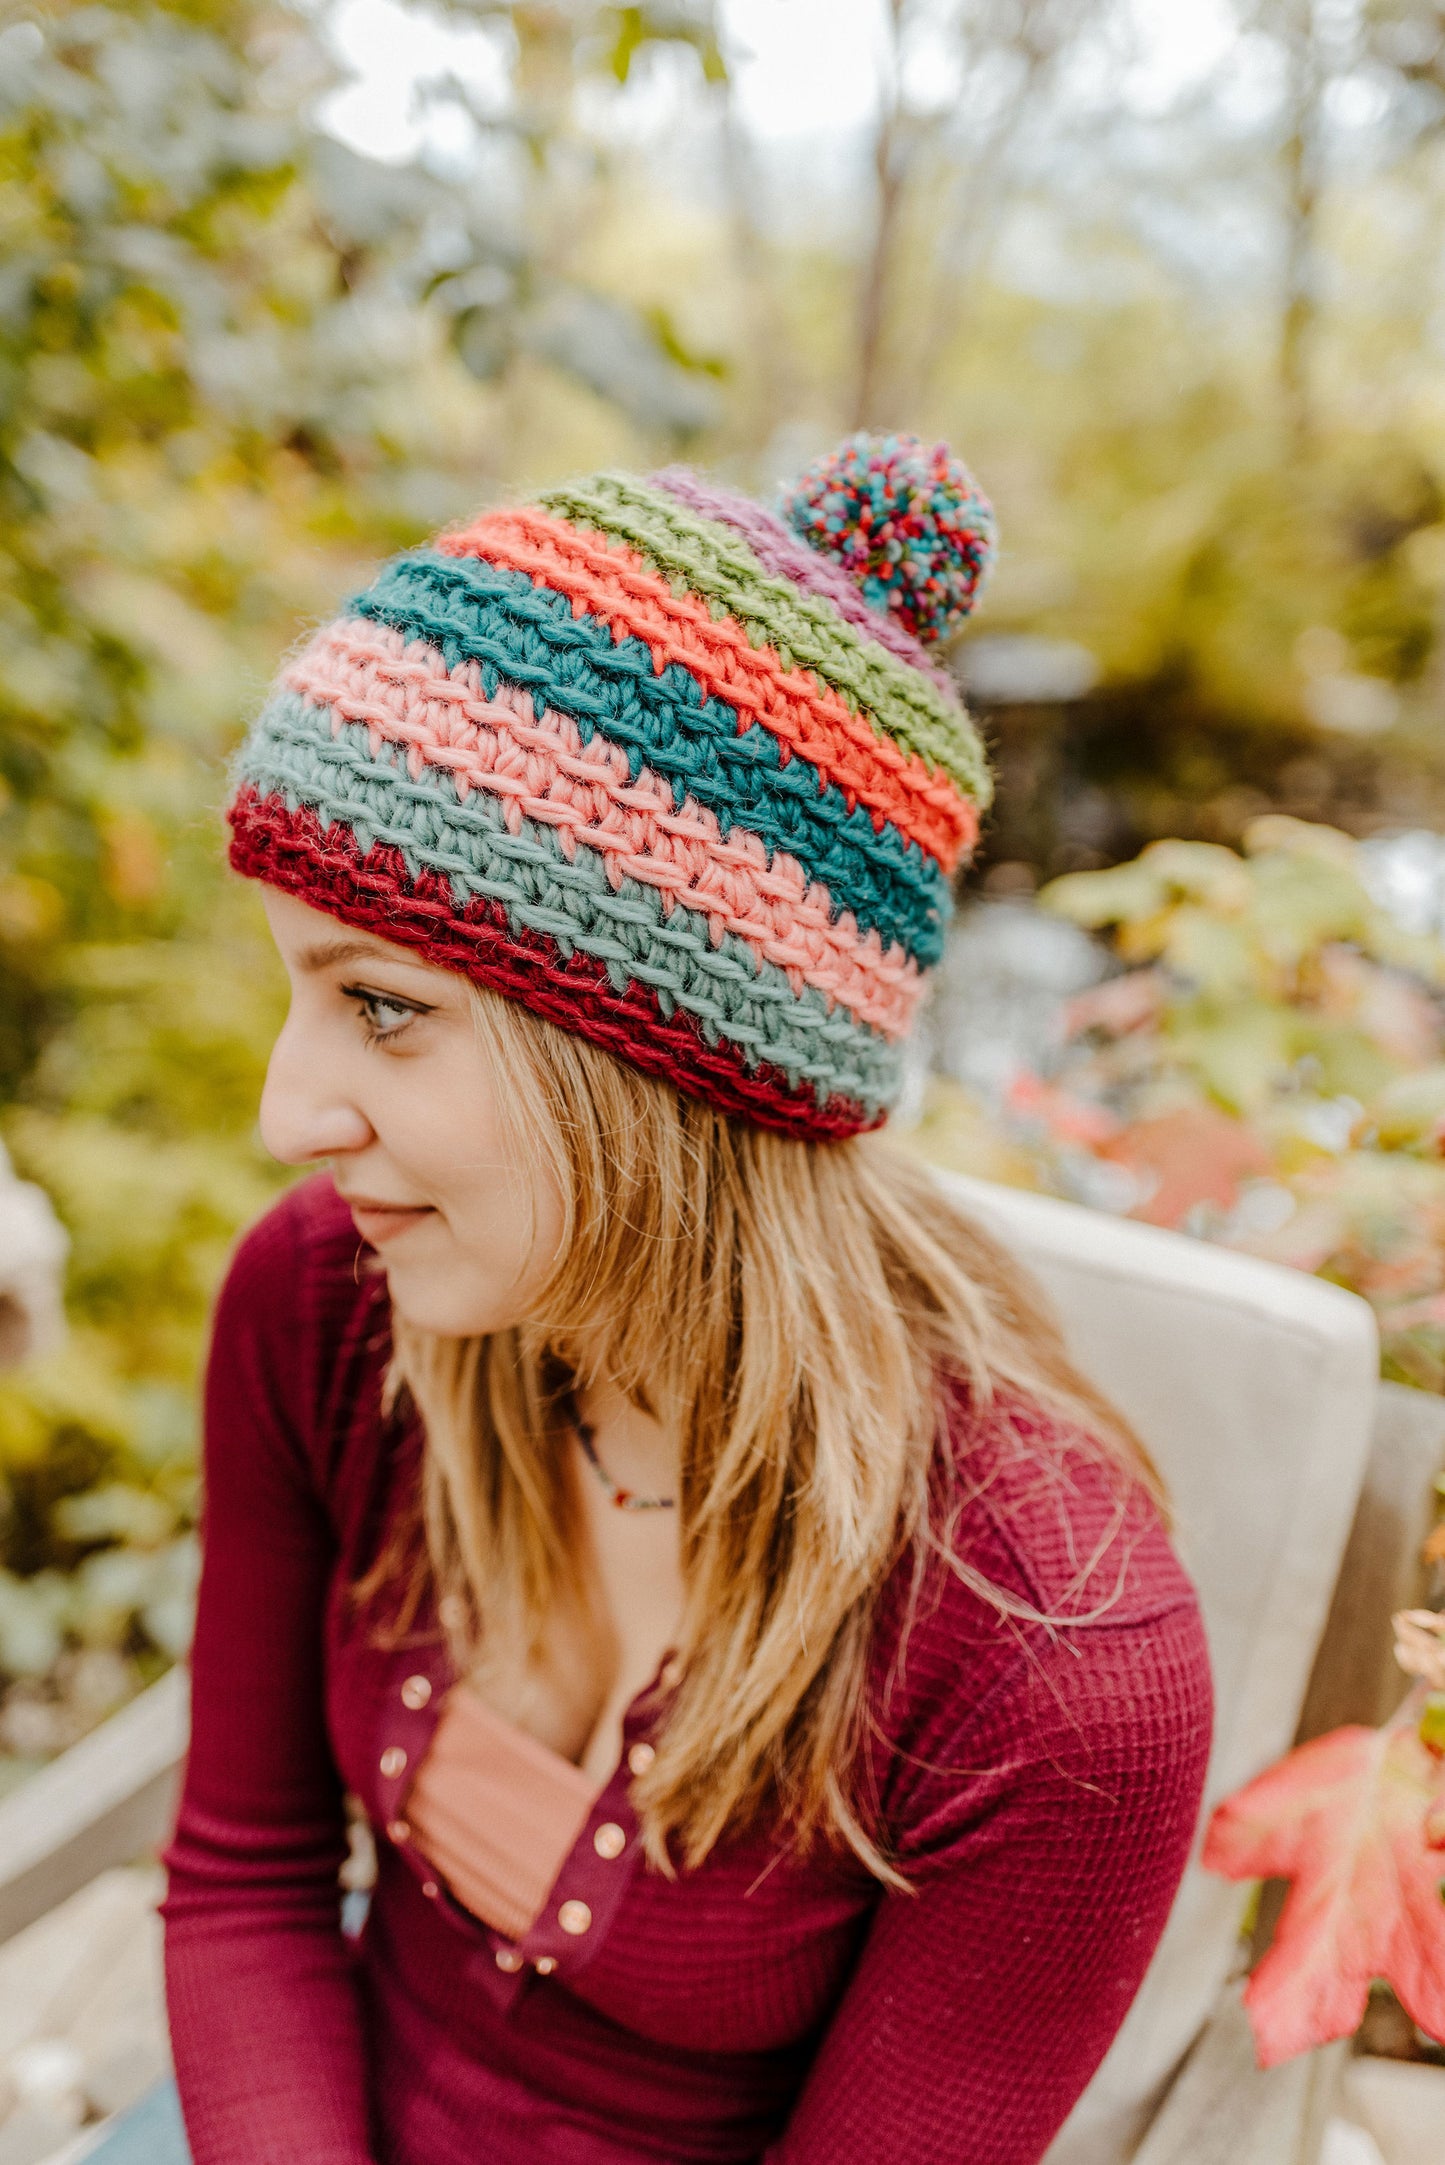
[{"left": 258, "top": 1022, "right": 373, "bottom": 1165}]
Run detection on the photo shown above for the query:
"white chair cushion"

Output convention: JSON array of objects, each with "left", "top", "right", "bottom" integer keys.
[{"left": 927, "top": 1172, "right": 1379, "bottom": 2165}]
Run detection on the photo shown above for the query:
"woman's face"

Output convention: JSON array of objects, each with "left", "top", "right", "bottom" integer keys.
[{"left": 258, "top": 889, "right": 565, "bottom": 1336}]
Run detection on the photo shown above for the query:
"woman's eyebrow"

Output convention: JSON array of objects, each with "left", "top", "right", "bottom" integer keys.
[{"left": 296, "top": 936, "right": 419, "bottom": 975}]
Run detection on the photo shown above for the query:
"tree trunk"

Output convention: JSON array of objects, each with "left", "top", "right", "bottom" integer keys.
[
  {"left": 714, "top": 16, "right": 797, "bottom": 462},
  {"left": 851, "top": 0, "right": 909, "bottom": 431},
  {"left": 1278, "top": 0, "right": 1325, "bottom": 458}
]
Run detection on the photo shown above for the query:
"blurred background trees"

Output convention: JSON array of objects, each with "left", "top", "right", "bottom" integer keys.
[{"left": 4, "top": 0, "right": 1445, "bottom": 1751}]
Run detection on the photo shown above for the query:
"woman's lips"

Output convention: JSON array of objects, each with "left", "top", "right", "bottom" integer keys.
[{"left": 345, "top": 1200, "right": 436, "bottom": 1248}]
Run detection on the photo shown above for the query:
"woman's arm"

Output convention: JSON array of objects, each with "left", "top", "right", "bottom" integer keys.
[
  {"left": 767, "top": 1593, "right": 1213, "bottom": 2165},
  {"left": 161, "top": 1196, "right": 378, "bottom": 2165}
]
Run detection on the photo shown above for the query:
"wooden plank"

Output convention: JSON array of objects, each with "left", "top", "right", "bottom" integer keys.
[
  {"left": 1296, "top": 1382, "right": 1445, "bottom": 1741},
  {"left": 0, "top": 1671, "right": 188, "bottom": 1950},
  {"left": 0, "top": 1869, "right": 160, "bottom": 2060},
  {"left": 1341, "top": 2060, "right": 1445, "bottom": 2165},
  {"left": 1254, "top": 1382, "right": 1445, "bottom": 1966},
  {"left": 0, "top": 1866, "right": 168, "bottom": 2161},
  {"left": 1133, "top": 1981, "right": 1347, "bottom": 2165}
]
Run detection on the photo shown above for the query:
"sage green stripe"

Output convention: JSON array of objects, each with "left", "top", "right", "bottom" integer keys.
[
  {"left": 536, "top": 473, "right": 993, "bottom": 812},
  {"left": 240, "top": 696, "right": 901, "bottom": 1113}
]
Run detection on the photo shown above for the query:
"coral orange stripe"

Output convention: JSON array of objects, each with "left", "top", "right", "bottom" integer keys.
[
  {"left": 285, "top": 620, "right": 926, "bottom": 1040},
  {"left": 438, "top": 508, "right": 979, "bottom": 873}
]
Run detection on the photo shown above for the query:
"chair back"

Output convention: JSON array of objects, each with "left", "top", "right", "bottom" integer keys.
[{"left": 928, "top": 1172, "right": 1379, "bottom": 2165}]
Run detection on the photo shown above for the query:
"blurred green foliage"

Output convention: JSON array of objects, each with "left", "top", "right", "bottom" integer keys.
[
  {"left": 0, "top": 0, "right": 727, "bottom": 1747},
  {"left": 910, "top": 820, "right": 1445, "bottom": 1392},
  {"left": 0, "top": 0, "right": 365, "bottom": 1746}
]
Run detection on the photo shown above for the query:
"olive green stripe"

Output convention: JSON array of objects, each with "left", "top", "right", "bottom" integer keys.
[{"left": 536, "top": 473, "right": 993, "bottom": 812}]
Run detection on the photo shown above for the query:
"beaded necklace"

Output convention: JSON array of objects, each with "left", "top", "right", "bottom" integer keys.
[{"left": 574, "top": 1420, "right": 676, "bottom": 1513}]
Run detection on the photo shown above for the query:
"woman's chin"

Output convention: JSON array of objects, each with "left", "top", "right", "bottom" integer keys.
[{"left": 381, "top": 1259, "right": 519, "bottom": 1339}]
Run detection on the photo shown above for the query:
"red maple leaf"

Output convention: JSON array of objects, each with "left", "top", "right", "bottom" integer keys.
[
  {"left": 1203, "top": 1686, "right": 1445, "bottom": 2066},
  {"left": 1096, "top": 1104, "right": 1271, "bottom": 1229}
]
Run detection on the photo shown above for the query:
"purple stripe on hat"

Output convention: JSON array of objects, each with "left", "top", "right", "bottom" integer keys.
[{"left": 650, "top": 467, "right": 961, "bottom": 702}]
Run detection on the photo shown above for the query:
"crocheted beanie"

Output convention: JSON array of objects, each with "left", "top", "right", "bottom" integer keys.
[{"left": 227, "top": 434, "right": 996, "bottom": 1141}]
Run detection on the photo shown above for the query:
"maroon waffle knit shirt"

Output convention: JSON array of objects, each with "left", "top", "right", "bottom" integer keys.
[{"left": 162, "top": 1176, "right": 1213, "bottom": 2165}]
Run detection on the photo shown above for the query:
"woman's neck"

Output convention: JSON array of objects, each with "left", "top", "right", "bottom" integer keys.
[{"left": 573, "top": 1376, "right": 680, "bottom": 1503}]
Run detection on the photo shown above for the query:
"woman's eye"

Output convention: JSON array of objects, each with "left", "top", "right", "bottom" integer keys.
[{"left": 344, "top": 986, "right": 424, "bottom": 1042}]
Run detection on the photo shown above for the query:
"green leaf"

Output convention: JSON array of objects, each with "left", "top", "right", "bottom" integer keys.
[
  {"left": 1168, "top": 1002, "right": 1297, "bottom": 1116},
  {"left": 1248, "top": 852, "right": 1372, "bottom": 970},
  {"left": 1159, "top": 907, "right": 1258, "bottom": 998}
]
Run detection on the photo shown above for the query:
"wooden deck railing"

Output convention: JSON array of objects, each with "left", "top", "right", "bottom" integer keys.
[{"left": 0, "top": 1666, "right": 188, "bottom": 1949}]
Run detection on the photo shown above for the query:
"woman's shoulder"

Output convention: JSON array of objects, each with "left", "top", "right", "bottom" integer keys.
[
  {"left": 210, "top": 1175, "right": 391, "bottom": 1494},
  {"left": 870, "top": 1383, "right": 1213, "bottom": 1782},
  {"left": 935, "top": 1383, "right": 1201, "bottom": 1633}
]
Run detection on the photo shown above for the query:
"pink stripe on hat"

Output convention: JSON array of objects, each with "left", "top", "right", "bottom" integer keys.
[{"left": 285, "top": 619, "right": 925, "bottom": 1040}]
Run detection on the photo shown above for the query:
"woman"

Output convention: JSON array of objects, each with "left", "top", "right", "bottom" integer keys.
[{"left": 161, "top": 436, "right": 1212, "bottom": 2165}]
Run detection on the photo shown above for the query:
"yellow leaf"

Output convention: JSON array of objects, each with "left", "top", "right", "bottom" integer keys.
[
  {"left": 1243, "top": 815, "right": 1360, "bottom": 868},
  {"left": 1371, "top": 1069, "right": 1445, "bottom": 1152},
  {"left": 1039, "top": 861, "right": 1166, "bottom": 930},
  {"left": 1139, "top": 838, "right": 1253, "bottom": 911}
]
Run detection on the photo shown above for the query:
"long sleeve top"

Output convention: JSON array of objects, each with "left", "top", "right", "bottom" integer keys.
[{"left": 162, "top": 1175, "right": 1213, "bottom": 2165}]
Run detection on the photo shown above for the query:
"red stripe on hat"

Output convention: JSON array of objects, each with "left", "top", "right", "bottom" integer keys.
[{"left": 227, "top": 788, "right": 881, "bottom": 1143}]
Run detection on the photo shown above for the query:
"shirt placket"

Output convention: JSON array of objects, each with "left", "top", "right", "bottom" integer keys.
[
  {"left": 372, "top": 1640, "right": 451, "bottom": 1862},
  {"left": 370, "top": 1644, "right": 675, "bottom": 2014}
]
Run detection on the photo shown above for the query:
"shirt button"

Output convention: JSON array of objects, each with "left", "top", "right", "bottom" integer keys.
[
  {"left": 421, "top": 1881, "right": 439, "bottom": 1900},
  {"left": 593, "top": 1821, "right": 626, "bottom": 1860},
  {"left": 534, "top": 1955, "right": 557, "bottom": 1975},
  {"left": 494, "top": 1947, "right": 523, "bottom": 1972},
  {"left": 400, "top": 1674, "right": 432, "bottom": 1711},
  {"left": 626, "top": 1742, "right": 655, "bottom": 1776},
  {"left": 387, "top": 1819, "right": 411, "bottom": 1845},
  {"left": 379, "top": 1746, "right": 408, "bottom": 1780},
  {"left": 557, "top": 1899, "right": 593, "bottom": 1936}
]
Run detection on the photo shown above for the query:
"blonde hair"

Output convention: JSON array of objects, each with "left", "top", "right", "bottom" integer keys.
[{"left": 379, "top": 989, "right": 1163, "bottom": 1889}]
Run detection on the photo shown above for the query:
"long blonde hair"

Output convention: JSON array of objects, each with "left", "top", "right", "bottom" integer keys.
[{"left": 381, "top": 988, "right": 1162, "bottom": 1888}]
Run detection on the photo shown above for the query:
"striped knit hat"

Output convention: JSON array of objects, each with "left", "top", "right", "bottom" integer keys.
[{"left": 228, "top": 434, "right": 996, "bottom": 1141}]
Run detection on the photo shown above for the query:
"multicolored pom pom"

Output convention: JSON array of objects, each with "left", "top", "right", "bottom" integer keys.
[{"left": 781, "top": 432, "right": 997, "bottom": 647}]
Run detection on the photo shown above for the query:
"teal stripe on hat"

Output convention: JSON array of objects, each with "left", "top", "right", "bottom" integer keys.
[
  {"left": 348, "top": 549, "right": 950, "bottom": 970},
  {"left": 537, "top": 472, "right": 991, "bottom": 809},
  {"left": 239, "top": 696, "right": 904, "bottom": 1114}
]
